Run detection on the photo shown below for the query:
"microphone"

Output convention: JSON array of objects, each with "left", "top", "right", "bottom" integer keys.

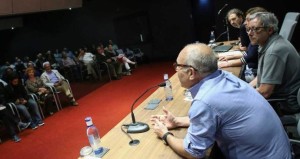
[
  {"left": 126, "top": 82, "right": 166, "bottom": 133},
  {"left": 215, "top": 30, "right": 229, "bottom": 42},
  {"left": 218, "top": 4, "right": 228, "bottom": 15}
]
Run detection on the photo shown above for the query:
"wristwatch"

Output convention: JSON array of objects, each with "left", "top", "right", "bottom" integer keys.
[{"left": 162, "top": 132, "right": 174, "bottom": 146}]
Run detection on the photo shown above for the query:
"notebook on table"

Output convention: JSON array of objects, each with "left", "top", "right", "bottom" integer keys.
[{"left": 213, "top": 45, "right": 233, "bottom": 52}]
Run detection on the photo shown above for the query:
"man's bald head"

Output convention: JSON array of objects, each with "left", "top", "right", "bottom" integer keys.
[{"left": 178, "top": 43, "right": 218, "bottom": 75}]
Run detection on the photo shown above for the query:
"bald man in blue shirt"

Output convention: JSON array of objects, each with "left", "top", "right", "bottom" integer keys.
[{"left": 151, "top": 43, "right": 291, "bottom": 159}]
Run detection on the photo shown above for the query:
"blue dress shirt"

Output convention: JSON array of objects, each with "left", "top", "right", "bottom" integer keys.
[{"left": 183, "top": 70, "right": 291, "bottom": 159}]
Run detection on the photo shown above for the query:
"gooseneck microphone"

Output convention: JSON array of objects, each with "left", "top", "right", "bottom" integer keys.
[
  {"left": 218, "top": 4, "right": 228, "bottom": 15},
  {"left": 126, "top": 82, "right": 166, "bottom": 133},
  {"left": 215, "top": 30, "right": 229, "bottom": 42}
]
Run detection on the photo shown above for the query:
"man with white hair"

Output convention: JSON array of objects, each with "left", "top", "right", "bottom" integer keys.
[{"left": 40, "top": 61, "right": 78, "bottom": 106}]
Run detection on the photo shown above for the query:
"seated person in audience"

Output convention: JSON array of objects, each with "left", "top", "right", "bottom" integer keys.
[
  {"left": 1, "top": 67, "right": 16, "bottom": 83},
  {"left": 248, "top": 12, "right": 300, "bottom": 115},
  {"left": 34, "top": 53, "right": 46, "bottom": 73},
  {"left": 61, "top": 52, "right": 81, "bottom": 81},
  {"left": 45, "top": 50, "right": 60, "bottom": 70},
  {"left": 5, "top": 74, "right": 44, "bottom": 129},
  {"left": 106, "top": 44, "right": 136, "bottom": 75},
  {"left": 218, "top": 7, "right": 267, "bottom": 82},
  {"left": 26, "top": 61, "right": 41, "bottom": 77},
  {"left": 14, "top": 57, "right": 26, "bottom": 79},
  {"left": 63, "top": 47, "right": 77, "bottom": 62},
  {"left": 227, "top": 8, "right": 250, "bottom": 51},
  {"left": 95, "top": 46, "right": 123, "bottom": 80},
  {"left": 0, "top": 82, "right": 31, "bottom": 142},
  {"left": 77, "top": 48, "right": 99, "bottom": 80},
  {"left": 108, "top": 39, "right": 119, "bottom": 52},
  {"left": 25, "top": 67, "right": 55, "bottom": 115},
  {"left": 0, "top": 106, "right": 31, "bottom": 142},
  {"left": 40, "top": 62, "right": 78, "bottom": 106},
  {"left": 23, "top": 56, "right": 31, "bottom": 68},
  {"left": 150, "top": 43, "right": 291, "bottom": 159}
]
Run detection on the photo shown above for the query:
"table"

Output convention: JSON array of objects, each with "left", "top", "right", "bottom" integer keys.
[{"left": 84, "top": 67, "right": 240, "bottom": 159}]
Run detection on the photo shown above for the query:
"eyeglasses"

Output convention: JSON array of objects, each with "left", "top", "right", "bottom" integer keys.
[
  {"left": 173, "top": 62, "right": 197, "bottom": 71},
  {"left": 246, "top": 26, "right": 267, "bottom": 33}
]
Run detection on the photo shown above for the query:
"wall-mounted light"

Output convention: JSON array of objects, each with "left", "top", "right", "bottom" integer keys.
[
  {"left": 69, "top": 8, "right": 72, "bottom": 10},
  {"left": 11, "top": 27, "right": 15, "bottom": 30}
]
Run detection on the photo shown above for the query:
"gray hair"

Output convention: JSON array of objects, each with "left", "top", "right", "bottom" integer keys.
[
  {"left": 185, "top": 43, "right": 218, "bottom": 74},
  {"left": 249, "top": 12, "right": 279, "bottom": 33}
]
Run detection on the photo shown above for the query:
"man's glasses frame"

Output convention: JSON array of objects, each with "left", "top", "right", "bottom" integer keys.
[
  {"left": 246, "top": 26, "right": 267, "bottom": 33},
  {"left": 173, "top": 62, "right": 198, "bottom": 71}
]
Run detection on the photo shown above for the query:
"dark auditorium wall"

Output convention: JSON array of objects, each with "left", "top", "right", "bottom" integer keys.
[
  {"left": 0, "top": 0, "right": 195, "bottom": 63},
  {"left": 0, "top": 0, "right": 299, "bottom": 64}
]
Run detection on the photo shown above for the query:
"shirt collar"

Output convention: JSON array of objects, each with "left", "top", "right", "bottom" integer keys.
[
  {"left": 189, "top": 70, "right": 221, "bottom": 98},
  {"left": 258, "top": 33, "right": 279, "bottom": 57}
]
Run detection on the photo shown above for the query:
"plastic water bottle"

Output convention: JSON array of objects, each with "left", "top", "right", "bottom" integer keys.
[
  {"left": 164, "top": 74, "right": 173, "bottom": 101},
  {"left": 209, "top": 31, "right": 216, "bottom": 46},
  {"left": 85, "top": 117, "right": 103, "bottom": 157},
  {"left": 244, "top": 65, "right": 255, "bottom": 82}
]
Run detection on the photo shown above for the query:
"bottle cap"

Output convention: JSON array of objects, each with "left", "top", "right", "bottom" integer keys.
[
  {"left": 85, "top": 117, "right": 93, "bottom": 126},
  {"left": 163, "top": 74, "right": 168, "bottom": 80}
]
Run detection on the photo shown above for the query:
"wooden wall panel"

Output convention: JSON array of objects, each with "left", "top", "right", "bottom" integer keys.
[
  {"left": 0, "top": 0, "right": 82, "bottom": 17},
  {"left": 13, "top": 0, "right": 40, "bottom": 14},
  {"left": 0, "top": 0, "right": 13, "bottom": 16},
  {"left": 63, "top": 0, "right": 82, "bottom": 8},
  {"left": 41, "top": 0, "right": 64, "bottom": 11}
]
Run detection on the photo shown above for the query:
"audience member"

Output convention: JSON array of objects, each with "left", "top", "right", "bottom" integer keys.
[
  {"left": 248, "top": 12, "right": 300, "bottom": 115},
  {"left": 95, "top": 46, "right": 123, "bottom": 80},
  {"left": 227, "top": 8, "right": 250, "bottom": 51},
  {"left": 106, "top": 44, "right": 136, "bottom": 75},
  {"left": 45, "top": 51, "right": 59, "bottom": 69},
  {"left": 77, "top": 48, "right": 99, "bottom": 80},
  {"left": 5, "top": 74, "right": 44, "bottom": 129},
  {"left": 40, "top": 62, "right": 78, "bottom": 106},
  {"left": 35, "top": 53, "right": 46, "bottom": 73},
  {"left": 150, "top": 43, "right": 291, "bottom": 159},
  {"left": 26, "top": 61, "right": 41, "bottom": 77},
  {"left": 61, "top": 52, "right": 81, "bottom": 81},
  {"left": 108, "top": 40, "right": 118, "bottom": 52},
  {"left": 25, "top": 67, "right": 55, "bottom": 115},
  {"left": 0, "top": 82, "right": 31, "bottom": 142},
  {"left": 14, "top": 57, "right": 26, "bottom": 78}
]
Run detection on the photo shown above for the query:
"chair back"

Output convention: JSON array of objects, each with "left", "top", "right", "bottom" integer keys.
[
  {"left": 279, "top": 20, "right": 298, "bottom": 41},
  {"left": 279, "top": 12, "right": 300, "bottom": 41},
  {"left": 284, "top": 12, "right": 300, "bottom": 22},
  {"left": 296, "top": 88, "right": 300, "bottom": 136}
]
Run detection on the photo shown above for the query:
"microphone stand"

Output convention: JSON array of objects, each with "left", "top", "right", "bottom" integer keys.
[
  {"left": 225, "top": 18, "right": 230, "bottom": 41},
  {"left": 126, "top": 82, "right": 166, "bottom": 133},
  {"left": 214, "top": 4, "right": 229, "bottom": 41}
]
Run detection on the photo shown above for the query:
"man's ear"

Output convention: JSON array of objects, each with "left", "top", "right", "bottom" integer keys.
[{"left": 189, "top": 68, "right": 196, "bottom": 80}]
